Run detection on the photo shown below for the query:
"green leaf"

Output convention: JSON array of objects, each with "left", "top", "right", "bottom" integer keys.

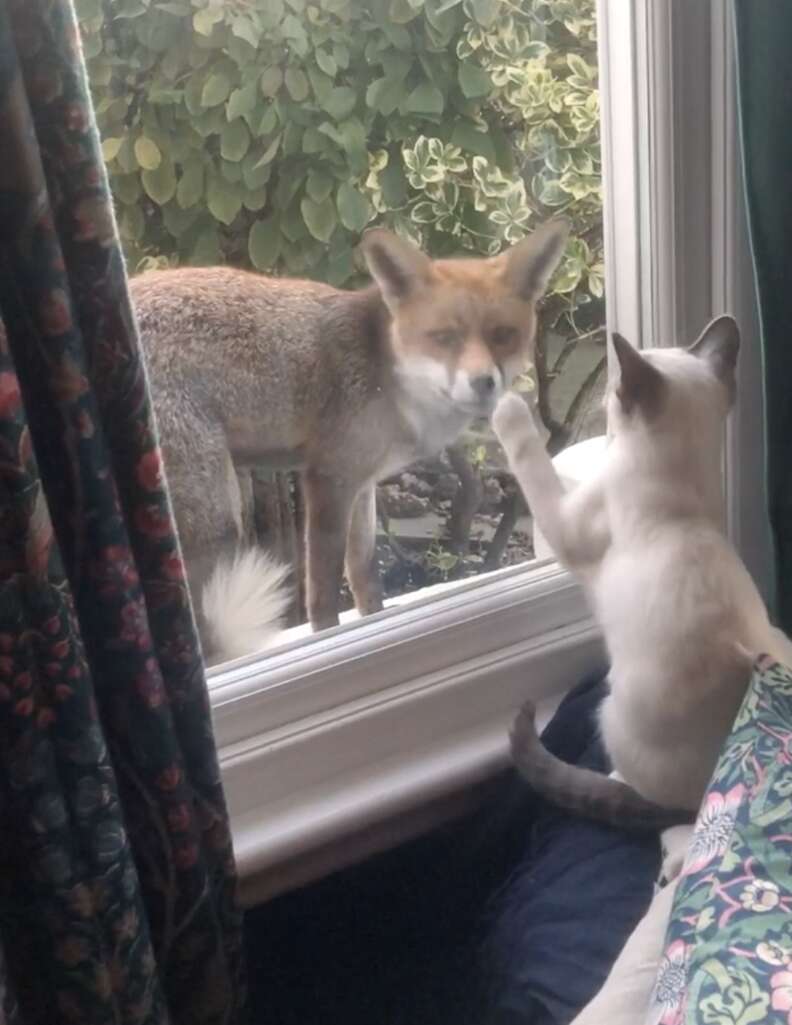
[
  {"left": 451, "top": 121, "right": 496, "bottom": 163},
  {"left": 405, "top": 82, "right": 444, "bottom": 115},
  {"left": 260, "top": 67, "right": 284, "bottom": 98},
  {"left": 184, "top": 74, "right": 205, "bottom": 117},
  {"left": 119, "top": 205, "right": 145, "bottom": 243},
  {"left": 366, "top": 76, "right": 407, "bottom": 116},
  {"left": 220, "top": 119, "right": 250, "bottom": 162},
  {"left": 207, "top": 176, "right": 242, "bottom": 225},
  {"left": 191, "top": 224, "right": 221, "bottom": 265},
  {"left": 242, "top": 148, "right": 274, "bottom": 190},
  {"left": 227, "top": 82, "right": 258, "bottom": 122},
  {"left": 282, "top": 13, "right": 309, "bottom": 56},
  {"left": 192, "top": 7, "right": 223, "bottom": 35},
  {"left": 389, "top": 0, "right": 420, "bottom": 23},
  {"left": 323, "top": 86, "right": 357, "bottom": 120},
  {"left": 379, "top": 161, "right": 408, "bottom": 207},
  {"left": 134, "top": 136, "right": 162, "bottom": 171},
  {"left": 101, "top": 137, "right": 124, "bottom": 162},
  {"left": 300, "top": 194, "right": 337, "bottom": 242},
  {"left": 308, "top": 68, "right": 334, "bottom": 105},
  {"left": 249, "top": 216, "right": 282, "bottom": 270},
  {"left": 319, "top": 118, "right": 368, "bottom": 175},
  {"left": 466, "top": 0, "right": 498, "bottom": 27},
  {"left": 201, "top": 72, "right": 232, "bottom": 108},
  {"left": 333, "top": 43, "right": 350, "bottom": 69},
  {"left": 302, "top": 127, "right": 327, "bottom": 154},
  {"left": 113, "top": 174, "right": 141, "bottom": 205},
  {"left": 282, "top": 200, "right": 309, "bottom": 242},
  {"left": 252, "top": 133, "right": 281, "bottom": 169},
  {"left": 260, "top": 0, "right": 285, "bottom": 26},
  {"left": 231, "top": 15, "right": 259, "bottom": 49},
  {"left": 315, "top": 49, "right": 337, "bottom": 77},
  {"left": 253, "top": 107, "right": 275, "bottom": 137},
  {"left": 220, "top": 159, "right": 243, "bottom": 184},
  {"left": 458, "top": 62, "right": 491, "bottom": 99},
  {"left": 142, "top": 158, "right": 177, "bottom": 204},
  {"left": 337, "top": 182, "right": 371, "bottom": 232},
  {"left": 306, "top": 169, "right": 335, "bottom": 203},
  {"left": 176, "top": 160, "right": 204, "bottom": 208},
  {"left": 285, "top": 67, "right": 309, "bottom": 102},
  {"left": 242, "top": 186, "right": 268, "bottom": 211},
  {"left": 162, "top": 201, "right": 200, "bottom": 237}
]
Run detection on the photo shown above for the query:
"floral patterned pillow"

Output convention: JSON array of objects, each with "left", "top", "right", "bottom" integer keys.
[{"left": 649, "top": 656, "right": 792, "bottom": 1025}]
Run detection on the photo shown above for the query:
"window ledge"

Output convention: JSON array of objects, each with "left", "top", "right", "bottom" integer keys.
[{"left": 209, "top": 560, "right": 604, "bottom": 902}]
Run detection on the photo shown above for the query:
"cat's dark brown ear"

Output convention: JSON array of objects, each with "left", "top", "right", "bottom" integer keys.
[
  {"left": 611, "top": 332, "right": 665, "bottom": 416},
  {"left": 687, "top": 315, "right": 740, "bottom": 395}
]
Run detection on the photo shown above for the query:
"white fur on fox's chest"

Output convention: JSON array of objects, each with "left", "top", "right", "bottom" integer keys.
[
  {"left": 382, "top": 359, "right": 485, "bottom": 476},
  {"left": 380, "top": 404, "right": 474, "bottom": 480}
]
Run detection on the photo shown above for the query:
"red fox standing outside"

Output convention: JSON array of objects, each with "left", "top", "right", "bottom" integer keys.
[{"left": 130, "top": 219, "right": 569, "bottom": 662}]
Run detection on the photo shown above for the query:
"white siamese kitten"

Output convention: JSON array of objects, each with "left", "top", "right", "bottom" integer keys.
[{"left": 492, "top": 316, "right": 792, "bottom": 829}]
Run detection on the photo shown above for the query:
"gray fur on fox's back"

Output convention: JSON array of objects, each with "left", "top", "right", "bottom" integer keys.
[{"left": 510, "top": 700, "right": 695, "bottom": 832}]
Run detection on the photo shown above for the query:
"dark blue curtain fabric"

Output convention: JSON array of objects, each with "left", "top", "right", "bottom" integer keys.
[{"left": 733, "top": 0, "right": 792, "bottom": 632}]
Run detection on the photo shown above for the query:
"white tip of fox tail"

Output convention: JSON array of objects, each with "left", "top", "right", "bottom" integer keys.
[{"left": 202, "top": 548, "right": 291, "bottom": 663}]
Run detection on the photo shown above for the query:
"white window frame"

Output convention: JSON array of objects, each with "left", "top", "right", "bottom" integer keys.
[{"left": 210, "top": 0, "right": 772, "bottom": 905}]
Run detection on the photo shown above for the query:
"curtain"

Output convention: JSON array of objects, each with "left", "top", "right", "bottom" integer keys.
[
  {"left": 0, "top": 1, "right": 245, "bottom": 1022},
  {"left": 733, "top": 0, "right": 792, "bottom": 634}
]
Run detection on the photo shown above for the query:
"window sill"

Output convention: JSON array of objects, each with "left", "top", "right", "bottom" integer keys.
[{"left": 209, "top": 559, "right": 603, "bottom": 903}]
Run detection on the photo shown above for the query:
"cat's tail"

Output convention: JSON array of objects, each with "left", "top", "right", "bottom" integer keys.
[
  {"left": 202, "top": 547, "right": 291, "bottom": 663},
  {"left": 510, "top": 700, "right": 696, "bottom": 832}
]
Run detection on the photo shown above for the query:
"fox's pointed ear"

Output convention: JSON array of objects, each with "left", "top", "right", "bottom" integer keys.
[
  {"left": 687, "top": 315, "right": 740, "bottom": 391},
  {"left": 360, "top": 229, "right": 432, "bottom": 309},
  {"left": 611, "top": 332, "right": 665, "bottom": 415},
  {"left": 500, "top": 219, "right": 569, "bottom": 301}
]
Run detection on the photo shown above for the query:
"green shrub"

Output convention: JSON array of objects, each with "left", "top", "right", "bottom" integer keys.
[{"left": 79, "top": 0, "right": 602, "bottom": 326}]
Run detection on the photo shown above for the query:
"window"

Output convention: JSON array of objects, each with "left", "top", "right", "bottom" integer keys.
[
  {"left": 79, "top": 0, "right": 768, "bottom": 898},
  {"left": 81, "top": 0, "right": 606, "bottom": 653}
]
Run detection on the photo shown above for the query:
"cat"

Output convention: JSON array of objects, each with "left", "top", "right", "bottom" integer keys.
[{"left": 491, "top": 316, "right": 792, "bottom": 829}]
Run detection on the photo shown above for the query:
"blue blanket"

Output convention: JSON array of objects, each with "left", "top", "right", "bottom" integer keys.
[{"left": 482, "top": 674, "right": 661, "bottom": 1024}]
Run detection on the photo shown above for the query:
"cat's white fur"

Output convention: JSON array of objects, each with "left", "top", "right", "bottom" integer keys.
[{"left": 493, "top": 316, "right": 792, "bottom": 813}]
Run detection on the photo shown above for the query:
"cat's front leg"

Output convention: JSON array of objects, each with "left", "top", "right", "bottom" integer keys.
[{"left": 492, "top": 393, "right": 608, "bottom": 571}]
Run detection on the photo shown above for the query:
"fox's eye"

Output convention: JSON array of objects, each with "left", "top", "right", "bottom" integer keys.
[
  {"left": 491, "top": 325, "right": 518, "bottom": 346},
  {"left": 429, "top": 328, "right": 460, "bottom": 346}
]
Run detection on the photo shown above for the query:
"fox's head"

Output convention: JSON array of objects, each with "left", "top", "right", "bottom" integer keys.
[{"left": 360, "top": 220, "right": 568, "bottom": 418}]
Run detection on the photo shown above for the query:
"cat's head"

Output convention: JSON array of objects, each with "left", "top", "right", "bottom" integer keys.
[{"left": 605, "top": 315, "right": 740, "bottom": 439}]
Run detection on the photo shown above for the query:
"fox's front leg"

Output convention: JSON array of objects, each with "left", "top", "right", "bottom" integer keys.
[
  {"left": 303, "top": 470, "right": 357, "bottom": 631},
  {"left": 492, "top": 393, "right": 608, "bottom": 570},
  {"left": 345, "top": 483, "right": 383, "bottom": 616}
]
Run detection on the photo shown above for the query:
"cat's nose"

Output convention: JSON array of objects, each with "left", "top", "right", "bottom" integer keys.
[{"left": 471, "top": 374, "right": 497, "bottom": 400}]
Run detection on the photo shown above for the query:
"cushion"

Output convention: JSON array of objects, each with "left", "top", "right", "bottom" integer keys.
[{"left": 648, "top": 656, "right": 792, "bottom": 1024}]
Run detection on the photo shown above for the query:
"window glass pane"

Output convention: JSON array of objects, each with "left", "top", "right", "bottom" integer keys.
[{"left": 80, "top": 0, "right": 605, "bottom": 664}]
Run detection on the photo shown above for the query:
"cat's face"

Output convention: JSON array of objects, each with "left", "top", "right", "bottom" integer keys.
[{"left": 605, "top": 316, "right": 740, "bottom": 440}]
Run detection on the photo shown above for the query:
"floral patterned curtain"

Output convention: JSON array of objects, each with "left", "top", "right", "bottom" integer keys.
[{"left": 0, "top": 1, "right": 246, "bottom": 1022}]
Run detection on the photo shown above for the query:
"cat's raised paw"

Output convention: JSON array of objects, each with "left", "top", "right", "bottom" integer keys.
[{"left": 492, "top": 392, "right": 537, "bottom": 443}]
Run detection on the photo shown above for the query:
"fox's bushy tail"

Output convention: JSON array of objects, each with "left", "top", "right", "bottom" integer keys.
[
  {"left": 510, "top": 700, "right": 695, "bottom": 832},
  {"left": 202, "top": 548, "right": 291, "bottom": 663}
]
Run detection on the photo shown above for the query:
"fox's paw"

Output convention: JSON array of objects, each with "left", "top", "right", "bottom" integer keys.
[{"left": 492, "top": 392, "right": 538, "bottom": 445}]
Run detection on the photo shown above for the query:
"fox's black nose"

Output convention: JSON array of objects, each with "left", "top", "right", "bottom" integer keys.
[{"left": 471, "top": 374, "right": 497, "bottom": 400}]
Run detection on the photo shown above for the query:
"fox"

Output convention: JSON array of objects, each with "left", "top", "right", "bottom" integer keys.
[{"left": 131, "top": 220, "right": 569, "bottom": 663}]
